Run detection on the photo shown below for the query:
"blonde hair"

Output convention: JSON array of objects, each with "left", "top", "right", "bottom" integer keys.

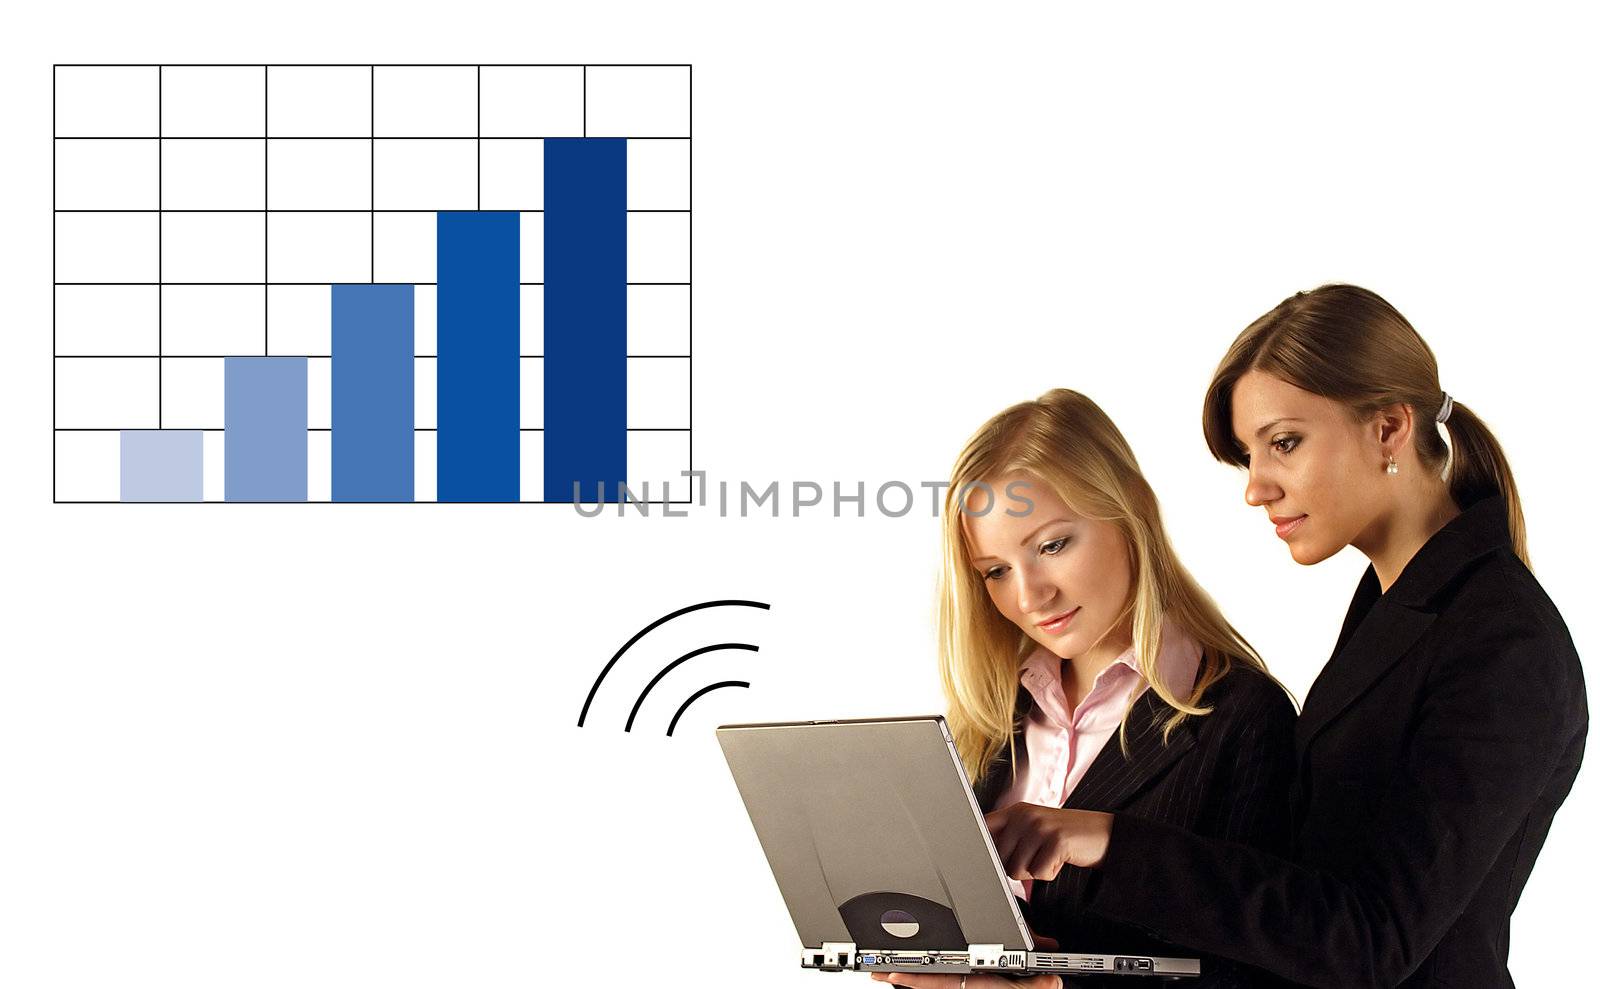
[
  {"left": 1202, "top": 283, "right": 1528, "bottom": 566},
  {"left": 938, "top": 388, "right": 1276, "bottom": 785}
]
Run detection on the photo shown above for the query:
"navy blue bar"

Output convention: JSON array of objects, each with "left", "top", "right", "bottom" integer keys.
[
  {"left": 544, "top": 138, "right": 627, "bottom": 503},
  {"left": 437, "top": 212, "right": 520, "bottom": 502},
  {"left": 333, "top": 284, "right": 415, "bottom": 502}
]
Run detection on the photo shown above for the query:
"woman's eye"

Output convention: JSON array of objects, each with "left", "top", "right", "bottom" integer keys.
[
  {"left": 1271, "top": 435, "right": 1300, "bottom": 454},
  {"left": 1041, "top": 538, "right": 1069, "bottom": 555},
  {"left": 983, "top": 566, "right": 1008, "bottom": 582}
]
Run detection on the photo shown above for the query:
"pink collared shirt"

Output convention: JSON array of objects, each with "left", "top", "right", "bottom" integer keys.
[{"left": 995, "top": 623, "right": 1202, "bottom": 900}]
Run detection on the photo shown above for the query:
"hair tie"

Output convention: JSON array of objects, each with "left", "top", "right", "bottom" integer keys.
[{"left": 1436, "top": 392, "right": 1454, "bottom": 425}]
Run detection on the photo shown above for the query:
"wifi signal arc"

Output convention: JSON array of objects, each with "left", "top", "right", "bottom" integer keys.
[
  {"left": 666, "top": 681, "right": 750, "bottom": 737},
  {"left": 577, "top": 599, "right": 771, "bottom": 727},
  {"left": 625, "top": 642, "right": 758, "bottom": 732}
]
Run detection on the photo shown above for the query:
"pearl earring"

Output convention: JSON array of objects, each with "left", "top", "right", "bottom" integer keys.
[{"left": 1386, "top": 457, "right": 1399, "bottom": 475}]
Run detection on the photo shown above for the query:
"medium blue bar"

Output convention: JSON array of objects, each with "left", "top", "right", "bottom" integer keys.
[
  {"left": 225, "top": 357, "right": 307, "bottom": 502},
  {"left": 333, "top": 284, "right": 415, "bottom": 502},
  {"left": 544, "top": 138, "right": 627, "bottom": 504},
  {"left": 120, "top": 430, "right": 202, "bottom": 502},
  {"left": 437, "top": 211, "right": 520, "bottom": 502}
]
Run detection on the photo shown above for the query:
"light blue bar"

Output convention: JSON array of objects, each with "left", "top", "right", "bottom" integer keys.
[
  {"left": 225, "top": 357, "right": 308, "bottom": 502},
  {"left": 120, "top": 430, "right": 202, "bottom": 501}
]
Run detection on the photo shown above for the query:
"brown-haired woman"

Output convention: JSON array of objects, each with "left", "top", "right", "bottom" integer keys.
[{"left": 983, "top": 284, "right": 1588, "bottom": 988}]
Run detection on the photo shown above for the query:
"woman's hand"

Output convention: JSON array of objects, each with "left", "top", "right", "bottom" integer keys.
[
  {"left": 870, "top": 973, "right": 1061, "bottom": 989},
  {"left": 983, "top": 804, "right": 1114, "bottom": 880}
]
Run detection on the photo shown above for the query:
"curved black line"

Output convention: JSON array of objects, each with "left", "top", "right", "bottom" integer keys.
[
  {"left": 576, "top": 599, "right": 770, "bottom": 726},
  {"left": 666, "top": 681, "right": 750, "bottom": 737},
  {"left": 625, "top": 643, "right": 758, "bottom": 732}
]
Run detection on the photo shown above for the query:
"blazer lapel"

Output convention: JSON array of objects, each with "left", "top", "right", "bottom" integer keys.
[
  {"left": 1294, "top": 592, "right": 1436, "bottom": 755},
  {"left": 1063, "top": 689, "right": 1197, "bottom": 812}
]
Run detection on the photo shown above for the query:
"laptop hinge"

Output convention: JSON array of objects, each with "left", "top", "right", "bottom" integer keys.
[
  {"left": 967, "top": 944, "right": 1006, "bottom": 968},
  {"left": 802, "top": 942, "right": 857, "bottom": 971}
]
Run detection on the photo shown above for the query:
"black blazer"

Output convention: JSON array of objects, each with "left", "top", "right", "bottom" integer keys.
[
  {"left": 973, "top": 660, "right": 1297, "bottom": 988},
  {"left": 1089, "top": 496, "right": 1588, "bottom": 988}
]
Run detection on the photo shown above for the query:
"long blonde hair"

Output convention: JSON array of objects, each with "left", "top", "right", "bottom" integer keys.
[{"left": 938, "top": 388, "right": 1276, "bottom": 785}]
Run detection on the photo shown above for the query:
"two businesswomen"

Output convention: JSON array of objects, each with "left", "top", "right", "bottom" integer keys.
[
  {"left": 876, "top": 388, "right": 1297, "bottom": 988},
  {"left": 977, "top": 285, "right": 1587, "bottom": 988}
]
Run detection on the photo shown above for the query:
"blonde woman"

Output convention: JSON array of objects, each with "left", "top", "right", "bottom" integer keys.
[{"left": 876, "top": 389, "right": 1296, "bottom": 989}]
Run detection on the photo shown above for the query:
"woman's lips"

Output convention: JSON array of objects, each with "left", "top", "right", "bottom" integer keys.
[
  {"left": 1037, "top": 607, "right": 1080, "bottom": 633},
  {"left": 1274, "top": 515, "right": 1308, "bottom": 539}
]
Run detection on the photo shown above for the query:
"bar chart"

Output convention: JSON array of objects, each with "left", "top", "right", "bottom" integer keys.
[{"left": 53, "top": 64, "right": 691, "bottom": 503}]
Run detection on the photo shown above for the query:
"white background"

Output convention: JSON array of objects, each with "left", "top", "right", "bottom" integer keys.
[{"left": 3, "top": 2, "right": 1596, "bottom": 987}]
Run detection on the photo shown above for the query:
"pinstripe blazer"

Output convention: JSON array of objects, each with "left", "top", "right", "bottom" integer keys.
[{"left": 973, "top": 663, "right": 1297, "bottom": 988}]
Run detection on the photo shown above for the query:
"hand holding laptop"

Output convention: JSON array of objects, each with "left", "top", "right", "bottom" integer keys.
[{"left": 984, "top": 805, "right": 1114, "bottom": 879}]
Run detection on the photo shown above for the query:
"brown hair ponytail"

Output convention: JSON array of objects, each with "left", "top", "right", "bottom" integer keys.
[{"left": 1201, "top": 284, "right": 1529, "bottom": 567}]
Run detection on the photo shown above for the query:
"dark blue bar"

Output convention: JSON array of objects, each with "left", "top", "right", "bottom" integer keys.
[
  {"left": 225, "top": 357, "right": 307, "bottom": 502},
  {"left": 437, "top": 211, "right": 520, "bottom": 502},
  {"left": 333, "top": 284, "right": 415, "bottom": 502},
  {"left": 544, "top": 138, "right": 627, "bottom": 503}
]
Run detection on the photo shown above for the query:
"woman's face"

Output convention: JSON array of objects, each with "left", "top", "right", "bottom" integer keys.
[
  {"left": 1229, "top": 369, "right": 1391, "bottom": 565},
  {"left": 962, "top": 472, "right": 1134, "bottom": 664}
]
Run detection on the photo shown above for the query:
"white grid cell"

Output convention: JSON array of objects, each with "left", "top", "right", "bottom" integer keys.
[
  {"left": 373, "top": 211, "right": 436, "bottom": 284},
  {"left": 56, "top": 357, "right": 158, "bottom": 428},
  {"left": 627, "top": 430, "right": 693, "bottom": 497},
  {"left": 267, "top": 212, "right": 370, "bottom": 284},
  {"left": 267, "top": 284, "right": 332, "bottom": 356},
  {"left": 267, "top": 66, "right": 371, "bottom": 137},
  {"left": 627, "top": 139, "right": 690, "bottom": 211},
  {"left": 55, "top": 66, "right": 159, "bottom": 137},
  {"left": 373, "top": 66, "right": 476, "bottom": 137},
  {"left": 374, "top": 139, "right": 476, "bottom": 210},
  {"left": 55, "top": 139, "right": 159, "bottom": 210},
  {"left": 201, "top": 430, "right": 225, "bottom": 501},
  {"left": 518, "top": 430, "right": 545, "bottom": 502},
  {"left": 520, "top": 357, "right": 545, "bottom": 429},
  {"left": 626, "top": 356, "right": 690, "bottom": 429},
  {"left": 160, "top": 357, "right": 224, "bottom": 428},
  {"left": 161, "top": 285, "right": 265, "bottom": 356},
  {"left": 627, "top": 212, "right": 691, "bottom": 283},
  {"left": 414, "top": 357, "right": 436, "bottom": 430},
  {"left": 56, "top": 285, "right": 159, "bottom": 356},
  {"left": 520, "top": 285, "right": 543, "bottom": 356},
  {"left": 480, "top": 139, "right": 544, "bottom": 211},
  {"left": 162, "top": 139, "right": 265, "bottom": 210},
  {"left": 480, "top": 66, "right": 584, "bottom": 137},
  {"left": 268, "top": 139, "right": 371, "bottom": 210},
  {"left": 56, "top": 212, "right": 159, "bottom": 283},
  {"left": 413, "top": 430, "right": 437, "bottom": 502},
  {"left": 586, "top": 66, "right": 691, "bottom": 137},
  {"left": 307, "top": 357, "right": 331, "bottom": 430},
  {"left": 163, "top": 212, "right": 266, "bottom": 283},
  {"left": 520, "top": 211, "right": 544, "bottom": 283},
  {"left": 627, "top": 285, "right": 690, "bottom": 356},
  {"left": 162, "top": 66, "right": 266, "bottom": 137},
  {"left": 414, "top": 285, "right": 438, "bottom": 357},
  {"left": 307, "top": 429, "right": 332, "bottom": 501},
  {"left": 54, "top": 431, "right": 123, "bottom": 501}
]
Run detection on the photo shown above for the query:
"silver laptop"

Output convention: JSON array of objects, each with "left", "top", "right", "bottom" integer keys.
[{"left": 716, "top": 715, "right": 1200, "bottom": 979}]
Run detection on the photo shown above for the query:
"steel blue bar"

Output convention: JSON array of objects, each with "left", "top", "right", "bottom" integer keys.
[
  {"left": 543, "top": 138, "right": 627, "bottom": 503},
  {"left": 436, "top": 211, "right": 520, "bottom": 502},
  {"left": 333, "top": 284, "right": 415, "bottom": 502},
  {"left": 224, "top": 357, "right": 307, "bottom": 502}
]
